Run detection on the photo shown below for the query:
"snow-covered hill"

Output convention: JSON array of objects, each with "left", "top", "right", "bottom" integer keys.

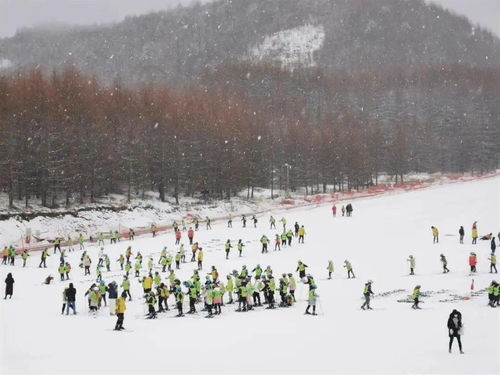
[{"left": 0, "top": 176, "right": 498, "bottom": 374}]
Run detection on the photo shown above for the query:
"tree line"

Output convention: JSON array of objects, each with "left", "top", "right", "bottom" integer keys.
[{"left": 0, "top": 64, "right": 498, "bottom": 209}]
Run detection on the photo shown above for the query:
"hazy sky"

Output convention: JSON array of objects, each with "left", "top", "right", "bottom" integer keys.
[{"left": 1, "top": 0, "right": 499, "bottom": 39}]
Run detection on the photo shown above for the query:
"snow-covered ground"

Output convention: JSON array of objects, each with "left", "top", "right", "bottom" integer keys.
[
  {"left": 1, "top": 176, "right": 499, "bottom": 374},
  {"left": 250, "top": 24, "right": 325, "bottom": 68}
]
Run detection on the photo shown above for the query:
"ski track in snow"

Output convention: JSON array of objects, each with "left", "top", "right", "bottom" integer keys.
[{"left": 0, "top": 176, "right": 499, "bottom": 374}]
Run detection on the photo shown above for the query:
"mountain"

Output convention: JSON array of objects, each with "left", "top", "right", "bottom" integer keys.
[{"left": 1, "top": 0, "right": 499, "bottom": 85}]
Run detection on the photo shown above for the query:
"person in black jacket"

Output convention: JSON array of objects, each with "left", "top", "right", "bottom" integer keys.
[
  {"left": 65, "top": 283, "right": 77, "bottom": 314},
  {"left": 459, "top": 226, "right": 465, "bottom": 244},
  {"left": 491, "top": 238, "right": 496, "bottom": 254},
  {"left": 107, "top": 281, "right": 118, "bottom": 316},
  {"left": 447, "top": 309, "right": 464, "bottom": 354},
  {"left": 4, "top": 273, "right": 14, "bottom": 299}
]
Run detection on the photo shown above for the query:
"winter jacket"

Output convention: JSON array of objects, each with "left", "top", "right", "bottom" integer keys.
[
  {"left": 5, "top": 274, "right": 14, "bottom": 295},
  {"left": 65, "top": 285, "right": 77, "bottom": 302},
  {"left": 447, "top": 311, "right": 462, "bottom": 336},
  {"left": 108, "top": 283, "right": 118, "bottom": 299}
]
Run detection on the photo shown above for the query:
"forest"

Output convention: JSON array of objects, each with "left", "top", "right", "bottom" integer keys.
[{"left": 0, "top": 62, "right": 498, "bottom": 208}]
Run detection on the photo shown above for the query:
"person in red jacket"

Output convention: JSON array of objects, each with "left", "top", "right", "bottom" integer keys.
[
  {"left": 175, "top": 230, "right": 181, "bottom": 245},
  {"left": 332, "top": 205, "right": 337, "bottom": 217},
  {"left": 187, "top": 228, "right": 194, "bottom": 245},
  {"left": 468, "top": 252, "right": 477, "bottom": 273}
]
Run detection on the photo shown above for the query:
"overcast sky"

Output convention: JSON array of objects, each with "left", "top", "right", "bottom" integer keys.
[{"left": 0, "top": 0, "right": 499, "bottom": 39}]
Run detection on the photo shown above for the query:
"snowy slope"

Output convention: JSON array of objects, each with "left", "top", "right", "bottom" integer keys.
[
  {"left": 0, "top": 177, "right": 499, "bottom": 374},
  {"left": 250, "top": 24, "right": 325, "bottom": 68}
]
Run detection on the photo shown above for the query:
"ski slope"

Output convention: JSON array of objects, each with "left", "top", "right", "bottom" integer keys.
[{"left": 1, "top": 176, "right": 499, "bottom": 375}]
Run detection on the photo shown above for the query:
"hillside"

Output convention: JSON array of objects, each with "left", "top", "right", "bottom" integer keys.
[{"left": 0, "top": 0, "right": 499, "bottom": 84}]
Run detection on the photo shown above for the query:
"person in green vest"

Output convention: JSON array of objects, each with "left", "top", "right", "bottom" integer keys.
[
  {"left": 269, "top": 215, "right": 276, "bottom": 229},
  {"left": 134, "top": 260, "right": 141, "bottom": 277},
  {"left": 197, "top": 248, "right": 204, "bottom": 270},
  {"left": 39, "top": 248, "right": 49, "bottom": 268},
  {"left": 175, "top": 286, "right": 185, "bottom": 317},
  {"left": 121, "top": 276, "right": 131, "bottom": 301},
  {"left": 253, "top": 276, "right": 263, "bottom": 306},
  {"left": 168, "top": 270, "right": 176, "bottom": 286},
  {"left": 160, "top": 255, "right": 168, "bottom": 272},
  {"left": 327, "top": 261, "right": 334, "bottom": 279},
  {"left": 53, "top": 237, "right": 62, "bottom": 254},
  {"left": 98, "top": 281, "right": 108, "bottom": 307},
  {"left": 104, "top": 254, "right": 111, "bottom": 272},
  {"left": 157, "top": 283, "right": 170, "bottom": 312},
  {"left": 494, "top": 282, "right": 500, "bottom": 307},
  {"left": 153, "top": 271, "right": 161, "bottom": 287},
  {"left": 213, "top": 285, "right": 222, "bottom": 314},
  {"left": 488, "top": 253, "right": 497, "bottom": 273},
  {"left": 279, "top": 275, "right": 289, "bottom": 307},
  {"left": 147, "top": 257, "right": 154, "bottom": 273},
  {"left": 361, "top": 280, "right": 374, "bottom": 310},
  {"left": 487, "top": 281, "right": 497, "bottom": 307},
  {"left": 288, "top": 273, "right": 296, "bottom": 302},
  {"left": 252, "top": 264, "right": 263, "bottom": 278},
  {"left": 97, "top": 232, "right": 105, "bottom": 246},
  {"left": 237, "top": 240, "right": 244, "bottom": 257},
  {"left": 64, "top": 262, "right": 71, "bottom": 280},
  {"left": 117, "top": 254, "right": 125, "bottom": 270},
  {"left": 286, "top": 229, "right": 293, "bottom": 246},
  {"left": 193, "top": 216, "right": 199, "bottom": 231},
  {"left": 58, "top": 263, "right": 66, "bottom": 281},
  {"left": 260, "top": 235, "right": 269, "bottom": 254},
  {"left": 237, "top": 281, "right": 248, "bottom": 312},
  {"left": 114, "top": 231, "right": 121, "bottom": 243},
  {"left": 225, "top": 240, "right": 232, "bottom": 260},
  {"left": 146, "top": 291, "right": 157, "bottom": 319},
  {"left": 175, "top": 252, "right": 181, "bottom": 270},
  {"left": 21, "top": 250, "right": 30, "bottom": 267},
  {"left": 267, "top": 276, "right": 276, "bottom": 309},
  {"left": 280, "top": 217, "right": 287, "bottom": 231},
  {"left": 205, "top": 285, "right": 215, "bottom": 317},
  {"left": 343, "top": 260, "right": 355, "bottom": 278},
  {"left": 96, "top": 266, "right": 103, "bottom": 282},
  {"left": 226, "top": 275, "right": 234, "bottom": 304},
  {"left": 296, "top": 261, "right": 308, "bottom": 280},
  {"left": 77, "top": 234, "right": 84, "bottom": 250},
  {"left": 205, "top": 216, "right": 212, "bottom": 230},
  {"left": 67, "top": 236, "right": 73, "bottom": 252},
  {"left": 187, "top": 282, "right": 198, "bottom": 314},
  {"left": 281, "top": 232, "right": 287, "bottom": 247},
  {"left": 411, "top": 285, "right": 421, "bottom": 309},
  {"left": 305, "top": 285, "right": 318, "bottom": 315},
  {"left": 124, "top": 261, "right": 131, "bottom": 277}
]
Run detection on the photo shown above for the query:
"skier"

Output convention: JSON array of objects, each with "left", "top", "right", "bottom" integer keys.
[
  {"left": 226, "top": 275, "right": 234, "bottom": 304},
  {"left": 252, "top": 215, "right": 258, "bottom": 228},
  {"left": 260, "top": 235, "right": 269, "bottom": 254},
  {"left": 58, "top": 263, "right": 66, "bottom": 281},
  {"left": 225, "top": 240, "right": 232, "bottom": 260},
  {"left": 447, "top": 309, "right": 464, "bottom": 354},
  {"left": 274, "top": 234, "right": 281, "bottom": 251},
  {"left": 213, "top": 284, "right": 222, "bottom": 314},
  {"left": 344, "top": 260, "right": 355, "bottom": 278},
  {"left": 142, "top": 274, "right": 153, "bottom": 294},
  {"left": 472, "top": 221, "right": 478, "bottom": 244},
  {"left": 187, "top": 227, "right": 194, "bottom": 245},
  {"left": 327, "top": 261, "right": 334, "bottom": 279},
  {"left": 459, "top": 226, "right": 465, "bottom": 244},
  {"left": 53, "top": 237, "right": 62, "bottom": 253},
  {"left": 431, "top": 226, "right": 439, "bottom": 244},
  {"left": 38, "top": 248, "right": 49, "bottom": 268},
  {"left": 305, "top": 285, "right": 318, "bottom": 315},
  {"left": 114, "top": 291, "right": 127, "bottom": 330},
  {"left": 197, "top": 248, "right": 204, "bottom": 270},
  {"left": 407, "top": 255, "right": 416, "bottom": 275},
  {"left": 107, "top": 281, "right": 117, "bottom": 315},
  {"left": 266, "top": 276, "right": 276, "bottom": 309},
  {"left": 121, "top": 276, "right": 131, "bottom": 301},
  {"left": 97, "top": 233, "right": 105, "bottom": 246},
  {"left": 440, "top": 254, "right": 450, "bottom": 273},
  {"left": 175, "top": 252, "right": 181, "bottom": 270},
  {"left": 146, "top": 291, "right": 157, "bottom": 319},
  {"left": 411, "top": 285, "right": 421, "bottom": 309},
  {"left": 269, "top": 216, "right": 276, "bottom": 229},
  {"left": 286, "top": 229, "right": 293, "bottom": 246},
  {"left": 280, "top": 232, "right": 287, "bottom": 247},
  {"left": 83, "top": 254, "right": 92, "bottom": 275},
  {"left": 190, "top": 242, "right": 198, "bottom": 262},
  {"left": 298, "top": 225, "right": 306, "bottom": 243},
  {"left": 117, "top": 254, "right": 125, "bottom": 270},
  {"left": 488, "top": 253, "right": 497, "bottom": 273},
  {"left": 469, "top": 252, "right": 477, "bottom": 273},
  {"left": 175, "top": 286, "right": 184, "bottom": 317},
  {"left": 487, "top": 281, "right": 498, "bottom": 307},
  {"left": 4, "top": 273, "right": 14, "bottom": 299},
  {"left": 296, "top": 261, "right": 308, "bottom": 280},
  {"left": 21, "top": 250, "right": 29, "bottom": 267},
  {"left": 237, "top": 240, "right": 244, "bottom": 257},
  {"left": 65, "top": 283, "right": 77, "bottom": 314},
  {"left": 361, "top": 280, "right": 374, "bottom": 310}
]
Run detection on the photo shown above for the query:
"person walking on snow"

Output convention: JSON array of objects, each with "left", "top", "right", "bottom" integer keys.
[
  {"left": 241, "top": 215, "right": 247, "bottom": 228},
  {"left": 411, "top": 285, "right": 421, "bottom": 309},
  {"left": 187, "top": 228, "right": 194, "bottom": 245},
  {"left": 4, "top": 273, "right": 14, "bottom": 299},
  {"left": 305, "top": 285, "right": 318, "bottom": 315},
  {"left": 431, "top": 226, "right": 439, "bottom": 244},
  {"left": 447, "top": 309, "right": 464, "bottom": 354},
  {"left": 327, "top": 261, "right": 334, "bottom": 279},
  {"left": 407, "top": 255, "right": 416, "bottom": 275},
  {"left": 270, "top": 216, "right": 276, "bottom": 229},
  {"left": 459, "top": 226, "right": 465, "bottom": 244},
  {"left": 252, "top": 215, "right": 258, "bottom": 228},
  {"left": 237, "top": 240, "right": 244, "bottom": 257},
  {"left": 280, "top": 217, "right": 287, "bottom": 231},
  {"left": 361, "top": 280, "right": 374, "bottom": 310},
  {"left": 341, "top": 205, "right": 345, "bottom": 216},
  {"left": 260, "top": 235, "right": 269, "bottom": 254},
  {"left": 471, "top": 222, "right": 478, "bottom": 244},
  {"left": 469, "top": 252, "right": 477, "bottom": 273},
  {"left": 296, "top": 261, "right": 308, "bottom": 280},
  {"left": 225, "top": 240, "right": 232, "bottom": 260},
  {"left": 491, "top": 238, "right": 496, "bottom": 254},
  {"left": 440, "top": 254, "right": 450, "bottom": 273},
  {"left": 344, "top": 260, "right": 355, "bottom": 278},
  {"left": 298, "top": 225, "right": 306, "bottom": 243},
  {"left": 488, "top": 253, "right": 497, "bottom": 273},
  {"left": 114, "top": 292, "right": 127, "bottom": 330}
]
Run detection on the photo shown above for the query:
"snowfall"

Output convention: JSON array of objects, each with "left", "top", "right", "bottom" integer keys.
[{"left": 1, "top": 176, "right": 499, "bottom": 375}]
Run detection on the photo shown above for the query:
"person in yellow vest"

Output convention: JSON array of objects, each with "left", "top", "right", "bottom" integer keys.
[
  {"left": 21, "top": 250, "right": 30, "bottom": 267},
  {"left": 197, "top": 248, "right": 204, "bottom": 270},
  {"left": 488, "top": 253, "right": 497, "bottom": 273},
  {"left": 472, "top": 221, "right": 478, "bottom": 244},
  {"left": 142, "top": 274, "right": 153, "bottom": 294},
  {"left": 114, "top": 291, "right": 127, "bottom": 330},
  {"left": 2, "top": 246, "right": 8, "bottom": 265},
  {"left": 411, "top": 285, "right": 421, "bottom": 309},
  {"left": 327, "top": 261, "right": 334, "bottom": 279},
  {"left": 431, "top": 226, "right": 439, "bottom": 244},
  {"left": 298, "top": 226, "right": 306, "bottom": 243}
]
